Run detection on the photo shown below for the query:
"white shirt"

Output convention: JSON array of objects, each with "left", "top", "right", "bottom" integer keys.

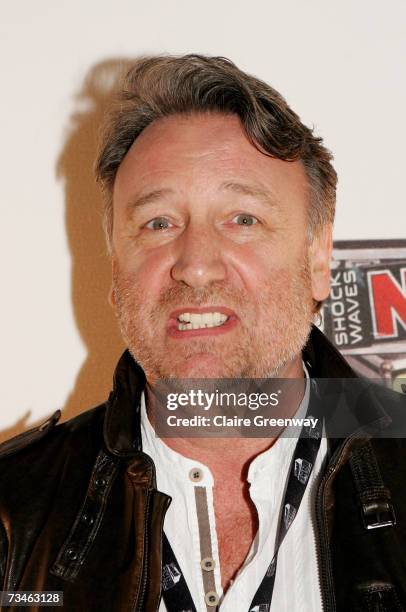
[{"left": 140, "top": 368, "right": 327, "bottom": 612}]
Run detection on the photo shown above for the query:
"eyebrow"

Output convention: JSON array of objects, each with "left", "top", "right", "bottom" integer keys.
[
  {"left": 125, "top": 181, "right": 280, "bottom": 218},
  {"left": 220, "top": 181, "right": 280, "bottom": 209},
  {"left": 125, "top": 188, "right": 174, "bottom": 218}
]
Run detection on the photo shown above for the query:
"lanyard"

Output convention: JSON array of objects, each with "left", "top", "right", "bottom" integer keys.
[
  {"left": 161, "top": 532, "right": 197, "bottom": 612},
  {"left": 247, "top": 417, "right": 322, "bottom": 611},
  {"left": 161, "top": 387, "right": 323, "bottom": 612}
]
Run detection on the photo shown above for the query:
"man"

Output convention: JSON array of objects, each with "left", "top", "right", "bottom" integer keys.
[{"left": 0, "top": 55, "right": 405, "bottom": 612}]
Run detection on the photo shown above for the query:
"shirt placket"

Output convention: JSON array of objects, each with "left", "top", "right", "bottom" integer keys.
[{"left": 188, "top": 465, "right": 222, "bottom": 611}]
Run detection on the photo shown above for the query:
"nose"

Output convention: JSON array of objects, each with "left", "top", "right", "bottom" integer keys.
[{"left": 170, "top": 223, "right": 227, "bottom": 288}]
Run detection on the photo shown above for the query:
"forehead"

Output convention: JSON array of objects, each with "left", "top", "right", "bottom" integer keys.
[{"left": 113, "top": 113, "right": 309, "bottom": 206}]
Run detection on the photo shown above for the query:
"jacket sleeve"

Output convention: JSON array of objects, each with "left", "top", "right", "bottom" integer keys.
[{"left": 0, "top": 517, "right": 7, "bottom": 588}]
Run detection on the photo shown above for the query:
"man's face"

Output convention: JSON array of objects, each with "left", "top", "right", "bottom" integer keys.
[{"left": 111, "top": 113, "right": 331, "bottom": 380}]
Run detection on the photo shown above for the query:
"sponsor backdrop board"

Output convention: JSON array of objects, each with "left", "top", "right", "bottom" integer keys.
[{"left": 319, "top": 240, "right": 406, "bottom": 393}]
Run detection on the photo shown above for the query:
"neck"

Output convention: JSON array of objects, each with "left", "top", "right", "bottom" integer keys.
[{"left": 145, "top": 355, "right": 306, "bottom": 480}]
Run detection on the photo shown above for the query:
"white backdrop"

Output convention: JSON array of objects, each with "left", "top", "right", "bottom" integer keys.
[{"left": 1, "top": 0, "right": 405, "bottom": 437}]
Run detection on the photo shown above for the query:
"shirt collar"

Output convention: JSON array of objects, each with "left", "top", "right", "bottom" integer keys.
[
  {"left": 140, "top": 391, "right": 215, "bottom": 486},
  {"left": 247, "top": 361, "right": 310, "bottom": 483}
]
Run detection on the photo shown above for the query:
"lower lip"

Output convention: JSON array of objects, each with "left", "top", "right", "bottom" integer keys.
[{"left": 167, "top": 315, "right": 238, "bottom": 339}]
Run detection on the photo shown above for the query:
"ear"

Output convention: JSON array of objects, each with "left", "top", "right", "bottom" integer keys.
[
  {"left": 309, "top": 223, "right": 333, "bottom": 302},
  {"left": 109, "top": 255, "right": 117, "bottom": 308},
  {"left": 108, "top": 284, "right": 116, "bottom": 308}
]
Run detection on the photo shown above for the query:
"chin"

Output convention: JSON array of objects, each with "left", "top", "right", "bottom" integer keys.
[{"left": 167, "top": 354, "right": 230, "bottom": 379}]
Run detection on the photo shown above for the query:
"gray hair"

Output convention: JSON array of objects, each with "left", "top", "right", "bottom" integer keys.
[{"left": 96, "top": 54, "right": 337, "bottom": 246}]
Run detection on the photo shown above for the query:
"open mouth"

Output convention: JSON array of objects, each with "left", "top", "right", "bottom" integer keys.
[
  {"left": 177, "top": 311, "right": 229, "bottom": 331},
  {"left": 167, "top": 307, "right": 238, "bottom": 338}
]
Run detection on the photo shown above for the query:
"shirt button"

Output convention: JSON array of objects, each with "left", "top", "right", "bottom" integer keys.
[
  {"left": 205, "top": 591, "right": 219, "bottom": 606},
  {"left": 189, "top": 467, "right": 203, "bottom": 483},
  {"left": 201, "top": 557, "right": 215, "bottom": 571}
]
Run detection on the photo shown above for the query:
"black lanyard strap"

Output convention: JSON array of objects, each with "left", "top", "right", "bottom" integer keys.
[
  {"left": 161, "top": 532, "right": 197, "bottom": 612},
  {"left": 248, "top": 419, "right": 322, "bottom": 611}
]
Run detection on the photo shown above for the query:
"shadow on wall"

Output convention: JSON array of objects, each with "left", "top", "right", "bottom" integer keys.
[{"left": 0, "top": 58, "right": 135, "bottom": 444}]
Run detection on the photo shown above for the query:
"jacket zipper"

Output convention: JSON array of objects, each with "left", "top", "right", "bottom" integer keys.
[
  {"left": 134, "top": 488, "right": 152, "bottom": 612},
  {"left": 315, "top": 432, "right": 367, "bottom": 612}
]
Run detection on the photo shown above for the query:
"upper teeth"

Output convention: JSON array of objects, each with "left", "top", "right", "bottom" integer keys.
[{"left": 177, "top": 312, "right": 228, "bottom": 330}]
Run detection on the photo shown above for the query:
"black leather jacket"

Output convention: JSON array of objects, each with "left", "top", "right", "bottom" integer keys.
[{"left": 1, "top": 327, "right": 406, "bottom": 611}]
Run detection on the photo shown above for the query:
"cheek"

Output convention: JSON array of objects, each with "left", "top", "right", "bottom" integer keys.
[
  {"left": 228, "top": 245, "right": 282, "bottom": 291},
  {"left": 231, "top": 242, "right": 311, "bottom": 307},
  {"left": 115, "top": 246, "right": 173, "bottom": 299}
]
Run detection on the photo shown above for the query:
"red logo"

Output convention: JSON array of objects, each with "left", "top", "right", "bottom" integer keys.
[{"left": 368, "top": 268, "right": 406, "bottom": 338}]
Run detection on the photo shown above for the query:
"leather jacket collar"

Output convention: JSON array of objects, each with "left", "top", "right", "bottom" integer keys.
[{"left": 104, "top": 350, "right": 146, "bottom": 458}]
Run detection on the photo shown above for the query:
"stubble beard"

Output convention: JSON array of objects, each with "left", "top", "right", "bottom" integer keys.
[{"left": 112, "top": 258, "right": 315, "bottom": 381}]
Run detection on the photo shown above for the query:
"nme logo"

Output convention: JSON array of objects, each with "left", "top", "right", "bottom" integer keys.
[{"left": 368, "top": 267, "right": 406, "bottom": 339}]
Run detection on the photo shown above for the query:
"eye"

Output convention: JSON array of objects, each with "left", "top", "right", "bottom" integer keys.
[
  {"left": 232, "top": 214, "right": 258, "bottom": 226},
  {"left": 145, "top": 217, "right": 172, "bottom": 230}
]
